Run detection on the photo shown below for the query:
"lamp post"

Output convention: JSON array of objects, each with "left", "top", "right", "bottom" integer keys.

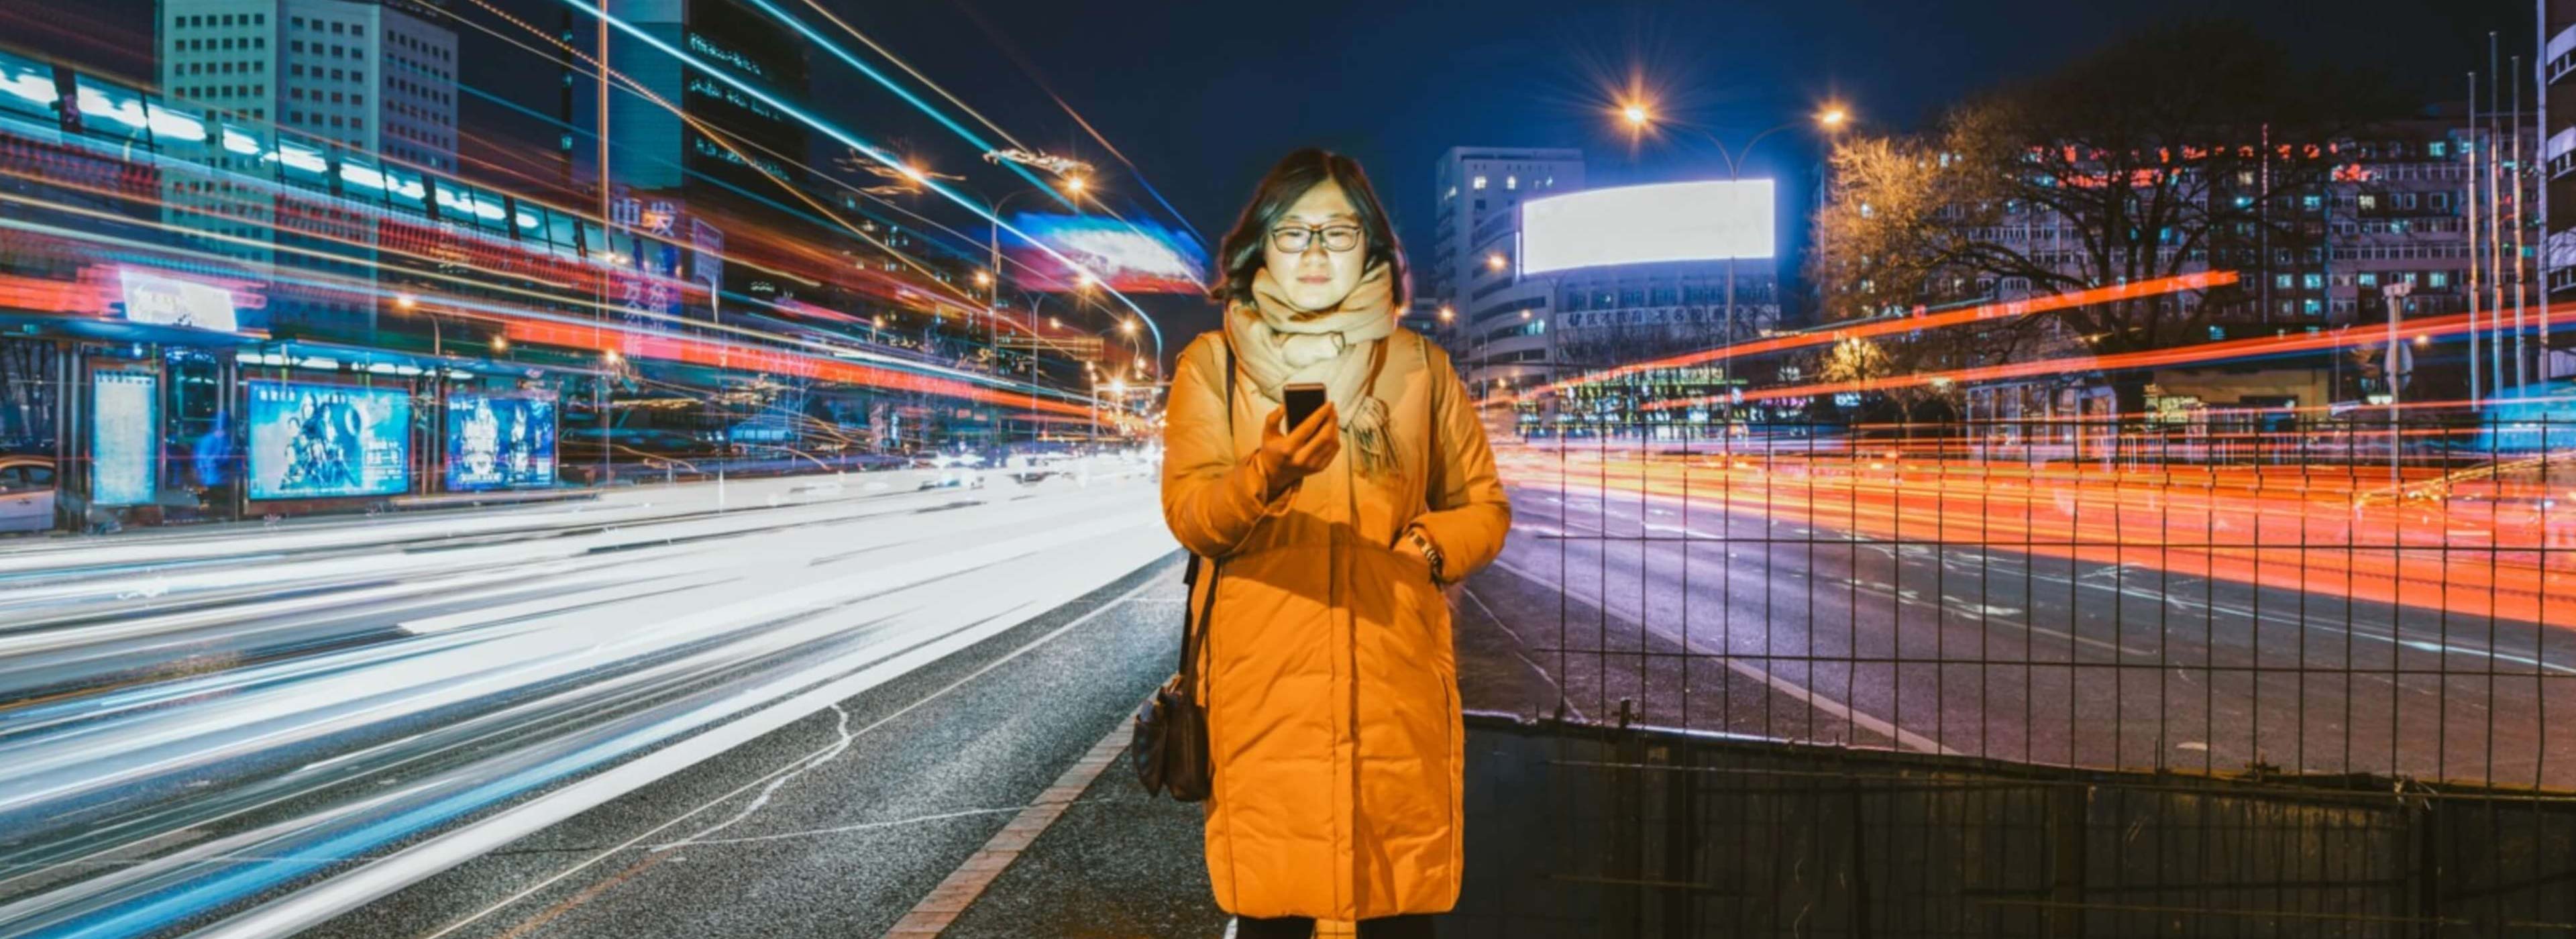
[
  {"left": 2381, "top": 280, "right": 2414, "bottom": 486},
  {"left": 1617, "top": 101, "right": 1849, "bottom": 390}
]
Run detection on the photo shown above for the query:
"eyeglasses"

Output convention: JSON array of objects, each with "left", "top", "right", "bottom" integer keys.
[{"left": 1269, "top": 223, "right": 1364, "bottom": 254}]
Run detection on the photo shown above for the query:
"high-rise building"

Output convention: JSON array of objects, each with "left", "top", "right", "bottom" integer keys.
[
  {"left": 159, "top": 0, "right": 458, "bottom": 171},
  {"left": 1429, "top": 148, "right": 1582, "bottom": 345},
  {"left": 2536, "top": 0, "right": 2576, "bottom": 381},
  {"left": 565, "top": 0, "right": 807, "bottom": 303}
]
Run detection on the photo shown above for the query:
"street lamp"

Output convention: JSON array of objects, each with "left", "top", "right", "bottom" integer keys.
[{"left": 2381, "top": 280, "right": 2414, "bottom": 486}]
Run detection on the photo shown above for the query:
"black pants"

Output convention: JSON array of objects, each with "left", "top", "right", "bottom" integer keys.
[{"left": 1234, "top": 914, "right": 1436, "bottom": 939}]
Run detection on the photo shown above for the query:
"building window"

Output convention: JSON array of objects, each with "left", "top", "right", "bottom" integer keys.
[
  {"left": 331, "top": 21, "right": 345, "bottom": 34},
  {"left": 2428, "top": 271, "right": 2449, "bottom": 288},
  {"left": 1505, "top": 175, "right": 1517, "bottom": 190},
  {"left": 1472, "top": 175, "right": 1487, "bottom": 190},
  {"left": 2302, "top": 273, "right": 2322, "bottom": 290},
  {"left": 292, "top": 16, "right": 304, "bottom": 27},
  {"left": 291, "top": 40, "right": 303, "bottom": 52},
  {"left": 2428, "top": 141, "right": 2448, "bottom": 158}
]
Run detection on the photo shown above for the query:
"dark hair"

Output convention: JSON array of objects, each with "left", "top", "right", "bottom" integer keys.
[{"left": 1208, "top": 148, "right": 1408, "bottom": 309}]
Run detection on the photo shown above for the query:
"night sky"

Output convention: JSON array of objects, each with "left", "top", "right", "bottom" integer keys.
[
  {"left": 800, "top": 0, "right": 2530, "bottom": 341},
  {"left": 21, "top": 0, "right": 2539, "bottom": 345}
]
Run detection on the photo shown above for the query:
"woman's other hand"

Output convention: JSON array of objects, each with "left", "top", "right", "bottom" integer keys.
[{"left": 1254, "top": 402, "right": 1339, "bottom": 500}]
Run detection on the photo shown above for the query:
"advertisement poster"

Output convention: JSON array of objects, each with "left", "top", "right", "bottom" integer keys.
[
  {"left": 247, "top": 381, "right": 411, "bottom": 500},
  {"left": 91, "top": 370, "right": 157, "bottom": 506},
  {"left": 444, "top": 390, "right": 557, "bottom": 491}
]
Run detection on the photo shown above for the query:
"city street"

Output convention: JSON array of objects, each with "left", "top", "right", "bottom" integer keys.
[{"left": 0, "top": 467, "right": 1179, "bottom": 938}]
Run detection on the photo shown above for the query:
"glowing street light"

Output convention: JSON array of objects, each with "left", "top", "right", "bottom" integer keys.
[
  {"left": 1817, "top": 105, "right": 1850, "bottom": 130},
  {"left": 394, "top": 294, "right": 417, "bottom": 309},
  {"left": 1621, "top": 102, "right": 1651, "bottom": 128},
  {"left": 973, "top": 270, "right": 992, "bottom": 286},
  {"left": 1063, "top": 176, "right": 1088, "bottom": 195},
  {"left": 1120, "top": 319, "right": 1138, "bottom": 336},
  {"left": 1485, "top": 253, "right": 1507, "bottom": 272},
  {"left": 490, "top": 335, "right": 508, "bottom": 353},
  {"left": 1437, "top": 305, "right": 1455, "bottom": 323}
]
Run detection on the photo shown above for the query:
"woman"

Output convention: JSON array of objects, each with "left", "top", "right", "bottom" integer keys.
[{"left": 1160, "top": 149, "right": 1511, "bottom": 938}]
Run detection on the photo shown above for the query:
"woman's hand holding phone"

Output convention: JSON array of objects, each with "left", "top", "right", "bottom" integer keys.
[{"left": 1254, "top": 400, "right": 1339, "bottom": 501}]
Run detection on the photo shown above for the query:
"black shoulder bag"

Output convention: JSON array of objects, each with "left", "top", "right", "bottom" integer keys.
[{"left": 1132, "top": 339, "right": 1234, "bottom": 801}]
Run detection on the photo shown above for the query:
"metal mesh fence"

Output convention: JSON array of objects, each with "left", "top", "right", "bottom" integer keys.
[
  {"left": 1451, "top": 413, "right": 2576, "bottom": 936},
  {"left": 1485, "top": 415, "right": 2575, "bottom": 787}
]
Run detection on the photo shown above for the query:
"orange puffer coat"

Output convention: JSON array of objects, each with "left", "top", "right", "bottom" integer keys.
[{"left": 1160, "top": 327, "right": 1511, "bottom": 920}]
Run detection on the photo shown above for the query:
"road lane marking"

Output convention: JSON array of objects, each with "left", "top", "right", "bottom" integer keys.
[
  {"left": 1489, "top": 557, "right": 1958, "bottom": 757},
  {"left": 180, "top": 555, "right": 1175, "bottom": 939}
]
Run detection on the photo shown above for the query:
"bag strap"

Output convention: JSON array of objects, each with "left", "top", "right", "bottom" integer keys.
[{"left": 1177, "top": 338, "right": 1237, "bottom": 683}]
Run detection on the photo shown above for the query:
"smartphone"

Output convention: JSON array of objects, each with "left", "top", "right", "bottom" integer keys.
[{"left": 1283, "top": 384, "right": 1328, "bottom": 431}]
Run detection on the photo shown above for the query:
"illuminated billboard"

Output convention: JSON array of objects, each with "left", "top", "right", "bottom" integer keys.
[
  {"left": 445, "top": 391, "right": 558, "bottom": 492},
  {"left": 117, "top": 270, "right": 239, "bottom": 333},
  {"left": 247, "top": 381, "right": 411, "bottom": 500},
  {"left": 1519, "top": 179, "right": 1775, "bottom": 276},
  {"left": 91, "top": 371, "right": 156, "bottom": 506},
  {"left": 1002, "top": 213, "right": 1206, "bottom": 294}
]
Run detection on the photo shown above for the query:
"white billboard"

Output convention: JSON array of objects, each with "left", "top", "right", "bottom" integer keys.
[{"left": 1519, "top": 179, "right": 1775, "bottom": 276}]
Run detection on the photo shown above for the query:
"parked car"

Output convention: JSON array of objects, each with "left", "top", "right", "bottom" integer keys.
[{"left": 0, "top": 455, "right": 57, "bottom": 533}]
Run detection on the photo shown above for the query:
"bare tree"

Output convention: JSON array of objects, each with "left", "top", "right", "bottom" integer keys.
[{"left": 1810, "top": 21, "right": 2399, "bottom": 376}]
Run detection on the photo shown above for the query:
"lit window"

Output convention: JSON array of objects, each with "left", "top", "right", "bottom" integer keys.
[
  {"left": 1472, "top": 175, "right": 1487, "bottom": 190},
  {"left": 1505, "top": 175, "right": 1517, "bottom": 190},
  {"left": 2428, "top": 272, "right": 2449, "bottom": 288}
]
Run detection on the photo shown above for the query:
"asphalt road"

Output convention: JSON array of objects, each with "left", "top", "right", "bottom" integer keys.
[
  {"left": 1477, "top": 473, "right": 2576, "bottom": 790},
  {"left": 0, "top": 464, "right": 1180, "bottom": 939}
]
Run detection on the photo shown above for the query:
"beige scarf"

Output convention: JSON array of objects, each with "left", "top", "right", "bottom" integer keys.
[{"left": 1226, "top": 263, "right": 1399, "bottom": 476}]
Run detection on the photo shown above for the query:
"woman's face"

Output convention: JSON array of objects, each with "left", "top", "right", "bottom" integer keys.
[{"left": 1260, "top": 180, "right": 1369, "bottom": 312}]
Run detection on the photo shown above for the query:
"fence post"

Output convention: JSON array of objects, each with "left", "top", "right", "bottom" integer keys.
[{"left": 2410, "top": 797, "right": 2442, "bottom": 939}]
